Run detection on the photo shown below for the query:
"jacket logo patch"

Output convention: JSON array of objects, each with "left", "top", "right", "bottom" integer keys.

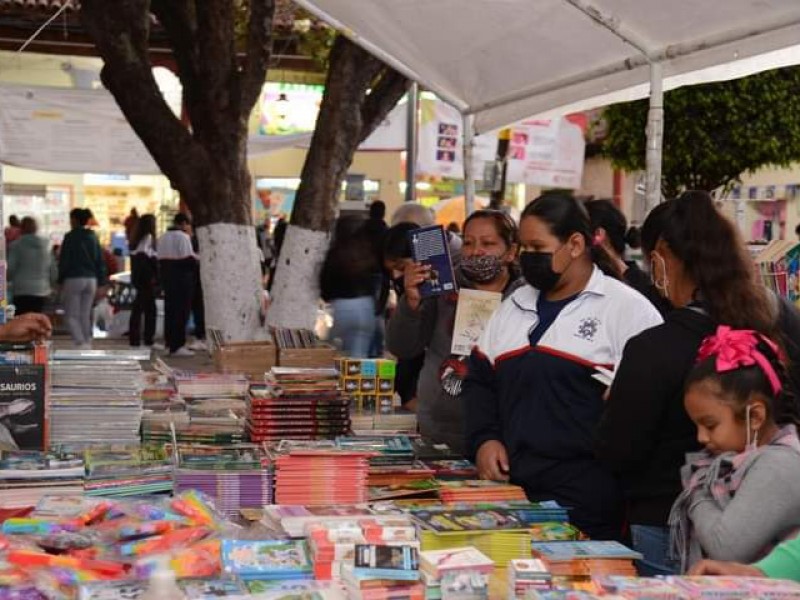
[{"left": 576, "top": 317, "right": 600, "bottom": 342}]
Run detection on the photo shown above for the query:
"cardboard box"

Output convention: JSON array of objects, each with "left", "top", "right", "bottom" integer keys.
[
  {"left": 213, "top": 341, "right": 277, "bottom": 380},
  {"left": 277, "top": 344, "right": 338, "bottom": 368}
]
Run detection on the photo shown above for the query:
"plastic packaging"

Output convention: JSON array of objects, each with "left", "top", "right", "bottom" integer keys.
[{"left": 139, "top": 556, "right": 186, "bottom": 600}]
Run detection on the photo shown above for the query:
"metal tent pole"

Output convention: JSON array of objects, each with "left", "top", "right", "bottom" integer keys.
[
  {"left": 463, "top": 113, "right": 476, "bottom": 216},
  {"left": 645, "top": 62, "right": 664, "bottom": 212},
  {"left": 405, "top": 83, "right": 419, "bottom": 202}
]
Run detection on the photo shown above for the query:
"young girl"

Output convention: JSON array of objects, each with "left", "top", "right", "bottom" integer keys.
[{"left": 670, "top": 325, "right": 800, "bottom": 573}]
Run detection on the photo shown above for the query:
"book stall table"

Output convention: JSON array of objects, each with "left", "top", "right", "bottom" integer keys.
[{"left": 0, "top": 344, "right": 795, "bottom": 599}]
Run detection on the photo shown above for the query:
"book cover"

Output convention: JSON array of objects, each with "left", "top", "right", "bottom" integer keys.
[
  {"left": 353, "top": 544, "right": 420, "bottom": 579},
  {"left": 78, "top": 580, "right": 148, "bottom": 600},
  {"left": 178, "top": 577, "right": 247, "bottom": 598},
  {"left": 0, "top": 365, "right": 46, "bottom": 450},
  {"left": 408, "top": 225, "right": 456, "bottom": 298},
  {"left": 450, "top": 289, "right": 502, "bottom": 356},
  {"left": 221, "top": 539, "right": 313, "bottom": 578}
]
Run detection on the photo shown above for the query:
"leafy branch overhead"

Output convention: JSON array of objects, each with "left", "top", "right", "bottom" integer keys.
[{"left": 602, "top": 67, "right": 800, "bottom": 198}]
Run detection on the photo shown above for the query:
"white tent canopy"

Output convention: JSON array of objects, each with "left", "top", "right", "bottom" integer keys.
[{"left": 294, "top": 0, "right": 800, "bottom": 135}]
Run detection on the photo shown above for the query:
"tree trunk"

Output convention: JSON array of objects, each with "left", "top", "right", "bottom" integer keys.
[
  {"left": 81, "top": 0, "right": 275, "bottom": 342},
  {"left": 268, "top": 35, "right": 408, "bottom": 329},
  {"left": 197, "top": 223, "right": 267, "bottom": 340}
]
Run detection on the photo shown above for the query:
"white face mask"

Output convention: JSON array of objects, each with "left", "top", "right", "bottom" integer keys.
[{"left": 650, "top": 252, "right": 670, "bottom": 300}]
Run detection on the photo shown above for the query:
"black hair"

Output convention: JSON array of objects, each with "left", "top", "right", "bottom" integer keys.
[
  {"left": 20, "top": 216, "right": 36, "bottom": 235},
  {"left": 686, "top": 334, "right": 800, "bottom": 428},
  {"left": 70, "top": 208, "right": 89, "bottom": 227},
  {"left": 130, "top": 214, "right": 157, "bottom": 250},
  {"left": 585, "top": 199, "right": 627, "bottom": 255},
  {"left": 383, "top": 222, "right": 417, "bottom": 261},
  {"left": 650, "top": 191, "right": 775, "bottom": 335},
  {"left": 463, "top": 209, "right": 518, "bottom": 249},
  {"left": 795, "top": 223, "right": 800, "bottom": 237},
  {"left": 521, "top": 192, "right": 621, "bottom": 279},
  {"left": 174, "top": 212, "right": 191, "bottom": 227},
  {"left": 8, "top": 215, "right": 19, "bottom": 227},
  {"left": 641, "top": 200, "right": 675, "bottom": 255},
  {"left": 369, "top": 200, "right": 386, "bottom": 220}
]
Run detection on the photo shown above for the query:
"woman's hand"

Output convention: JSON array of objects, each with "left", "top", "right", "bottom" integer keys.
[
  {"left": 689, "top": 560, "right": 764, "bottom": 577},
  {"left": 0, "top": 314, "right": 52, "bottom": 342},
  {"left": 476, "top": 440, "right": 510, "bottom": 482},
  {"left": 403, "top": 263, "right": 431, "bottom": 312}
]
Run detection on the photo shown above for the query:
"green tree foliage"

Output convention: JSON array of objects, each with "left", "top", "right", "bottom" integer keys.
[{"left": 603, "top": 67, "right": 800, "bottom": 198}]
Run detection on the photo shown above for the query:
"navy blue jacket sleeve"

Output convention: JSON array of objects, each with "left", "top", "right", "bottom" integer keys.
[{"left": 463, "top": 348, "right": 501, "bottom": 460}]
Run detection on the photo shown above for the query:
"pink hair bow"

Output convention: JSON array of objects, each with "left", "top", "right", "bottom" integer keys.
[{"left": 697, "top": 325, "right": 782, "bottom": 395}]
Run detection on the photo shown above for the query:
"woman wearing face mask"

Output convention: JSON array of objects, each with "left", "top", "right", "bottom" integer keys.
[
  {"left": 596, "top": 190, "right": 781, "bottom": 576},
  {"left": 464, "top": 193, "right": 663, "bottom": 541},
  {"left": 386, "top": 210, "right": 524, "bottom": 454}
]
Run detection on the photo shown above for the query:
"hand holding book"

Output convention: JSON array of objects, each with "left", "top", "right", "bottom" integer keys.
[{"left": 403, "top": 263, "right": 432, "bottom": 312}]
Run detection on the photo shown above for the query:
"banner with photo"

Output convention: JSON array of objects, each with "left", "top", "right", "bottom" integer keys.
[{"left": 416, "top": 98, "right": 585, "bottom": 188}]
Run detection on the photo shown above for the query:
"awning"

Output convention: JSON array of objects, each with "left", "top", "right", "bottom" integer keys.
[{"left": 293, "top": 0, "right": 800, "bottom": 134}]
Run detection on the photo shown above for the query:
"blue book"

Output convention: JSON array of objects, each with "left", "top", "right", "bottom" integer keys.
[
  {"left": 352, "top": 544, "right": 420, "bottom": 581},
  {"left": 408, "top": 225, "right": 457, "bottom": 298},
  {"left": 221, "top": 539, "right": 313, "bottom": 580}
]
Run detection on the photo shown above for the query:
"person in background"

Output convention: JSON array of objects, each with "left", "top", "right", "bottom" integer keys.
[
  {"left": 365, "top": 200, "right": 388, "bottom": 241},
  {"left": 691, "top": 537, "right": 800, "bottom": 581},
  {"left": 189, "top": 230, "right": 206, "bottom": 352},
  {"left": 128, "top": 214, "right": 160, "bottom": 349},
  {"left": 256, "top": 215, "right": 275, "bottom": 285},
  {"left": 388, "top": 210, "right": 525, "bottom": 454},
  {"left": 320, "top": 215, "right": 380, "bottom": 358},
  {"left": 447, "top": 221, "right": 461, "bottom": 236},
  {"left": 465, "top": 193, "right": 662, "bottom": 541},
  {"left": 669, "top": 326, "right": 800, "bottom": 572},
  {"left": 58, "top": 208, "right": 106, "bottom": 349},
  {"left": 267, "top": 217, "right": 288, "bottom": 293},
  {"left": 4, "top": 215, "right": 21, "bottom": 248},
  {"left": 585, "top": 199, "right": 671, "bottom": 316},
  {"left": 382, "top": 223, "right": 425, "bottom": 410},
  {"left": 157, "top": 213, "right": 197, "bottom": 357},
  {"left": 391, "top": 203, "right": 463, "bottom": 260},
  {"left": 365, "top": 201, "right": 389, "bottom": 358},
  {"left": 596, "top": 191, "right": 782, "bottom": 576},
  {"left": 124, "top": 207, "right": 139, "bottom": 243},
  {"left": 8, "top": 217, "right": 51, "bottom": 316}
]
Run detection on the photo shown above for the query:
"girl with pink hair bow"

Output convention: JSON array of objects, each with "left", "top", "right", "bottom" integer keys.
[{"left": 669, "top": 325, "right": 800, "bottom": 573}]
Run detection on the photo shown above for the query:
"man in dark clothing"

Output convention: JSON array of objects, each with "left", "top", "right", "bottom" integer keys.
[
  {"left": 157, "top": 213, "right": 197, "bottom": 357},
  {"left": 189, "top": 233, "right": 206, "bottom": 351}
]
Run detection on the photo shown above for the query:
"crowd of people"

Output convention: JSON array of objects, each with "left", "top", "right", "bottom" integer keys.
[{"left": 317, "top": 191, "right": 800, "bottom": 580}]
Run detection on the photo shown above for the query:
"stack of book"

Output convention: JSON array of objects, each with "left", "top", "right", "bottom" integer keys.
[
  {"left": 337, "top": 435, "right": 416, "bottom": 468},
  {"left": 173, "top": 371, "right": 249, "bottom": 398},
  {"left": 342, "top": 544, "right": 423, "bottom": 600},
  {"left": 307, "top": 517, "right": 418, "bottom": 580},
  {"left": 422, "top": 460, "right": 478, "bottom": 480},
  {"left": 508, "top": 559, "right": 553, "bottom": 598},
  {"left": 263, "top": 504, "right": 376, "bottom": 538},
  {"left": 437, "top": 480, "right": 527, "bottom": 503},
  {"left": 174, "top": 444, "right": 272, "bottom": 517},
  {"left": 419, "top": 547, "right": 494, "bottom": 600},
  {"left": 221, "top": 539, "right": 313, "bottom": 581},
  {"left": 49, "top": 357, "right": 143, "bottom": 447},
  {"left": 368, "top": 462, "right": 439, "bottom": 501},
  {"left": 0, "top": 449, "right": 84, "bottom": 508},
  {"left": 532, "top": 541, "right": 641, "bottom": 580},
  {"left": 249, "top": 368, "right": 350, "bottom": 442},
  {"left": 83, "top": 445, "right": 172, "bottom": 497},
  {"left": 272, "top": 450, "right": 371, "bottom": 505}
]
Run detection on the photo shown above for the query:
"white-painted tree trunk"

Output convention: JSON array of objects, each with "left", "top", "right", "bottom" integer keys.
[
  {"left": 197, "top": 223, "right": 267, "bottom": 342},
  {"left": 267, "top": 224, "right": 330, "bottom": 330}
]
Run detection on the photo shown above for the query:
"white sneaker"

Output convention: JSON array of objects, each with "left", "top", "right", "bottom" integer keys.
[
  {"left": 188, "top": 339, "right": 207, "bottom": 351},
  {"left": 170, "top": 346, "right": 195, "bottom": 357},
  {"left": 147, "top": 342, "right": 166, "bottom": 351}
]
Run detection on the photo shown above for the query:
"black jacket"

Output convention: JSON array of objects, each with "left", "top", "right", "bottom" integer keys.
[{"left": 595, "top": 306, "right": 715, "bottom": 526}]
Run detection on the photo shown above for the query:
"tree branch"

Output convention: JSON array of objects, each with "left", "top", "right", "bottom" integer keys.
[
  {"left": 240, "top": 0, "right": 275, "bottom": 118},
  {"left": 359, "top": 67, "right": 410, "bottom": 144},
  {"left": 149, "top": 0, "right": 200, "bottom": 91},
  {"left": 81, "top": 0, "right": 207, "bottom": 197}
]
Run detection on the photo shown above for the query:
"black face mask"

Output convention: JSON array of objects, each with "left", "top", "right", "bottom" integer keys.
[{"left": 520, "top": 251, "right": 561, "bottom": 292}]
